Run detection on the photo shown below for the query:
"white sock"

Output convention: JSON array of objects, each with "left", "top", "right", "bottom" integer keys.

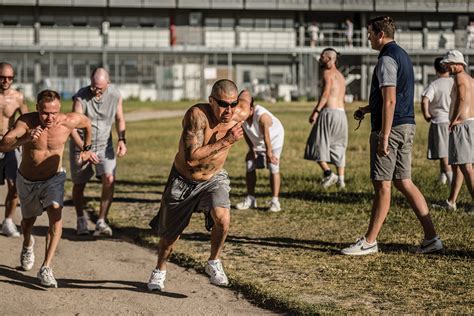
[
  {"left": 96, "top": 218, "right": 105, "bottom": 226},
  {"left": 247, "top": 195, "right": 255, "bottom": 201},
  {"left": 445, "top": 171, "right": 453, "bottom": 184},
  {"left": 4, "top": 217, "right": 13, "bottom": 224},
  {"left": 338, "top": 175, "right": 345, "bottom": 183},
  {"left": 271, "top": 197, "right": 279, "bottom": 204},
  {"left": 208, "top": 259, "right": 220, "bottom": 265}
]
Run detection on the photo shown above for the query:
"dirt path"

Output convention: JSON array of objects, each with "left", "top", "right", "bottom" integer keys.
[{"left": 0, "top": 111, "right": 274, "bottom": 314}]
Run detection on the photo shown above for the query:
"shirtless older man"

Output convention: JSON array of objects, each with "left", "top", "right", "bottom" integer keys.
[
  {"left": 0, "top": 62, "right": 28, "bottom": 237},
  {"left": 304, "top": 48, "right": 348, "bottom": 188},
  {"left": 441, "top": 50, "right": 474, "bottom": 212},
  {"left": 0, "top": 90, "right": 95, "bottom": 287},
  {"left": 147, "top": 79, "right": 251, "bottom": 291}
]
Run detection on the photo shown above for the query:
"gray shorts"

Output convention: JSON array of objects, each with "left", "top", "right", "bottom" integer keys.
[
  {"left": 427, "top": 122, "right": 449, "bottom": 160},
  {"left": 246, "top": 147, "right": 283, "bottom": 174},
  {"left": 370, "top": 124, "right": 415, "bottom": 181},
  {"left": 449, "top": 119, "right": 474, "bottom": 165},
  {"left": 149, "top": 166, "right": 231, "bottom": 240},
  {"left": 16, "top": 171, "right": 66, "bottom": 219},
  {"left": 0, "top": 149, "right": 20, "bottom": 185},
  {"left": 304, "top": 108, "right": 348, "bottom": 167},
  {"left": 69, "top": 140, "right": 116, "bottom": 184}
]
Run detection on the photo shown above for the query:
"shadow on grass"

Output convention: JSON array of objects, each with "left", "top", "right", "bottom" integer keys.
[{"left": 0, "top": 265, "right": 186, "bottom": 297}]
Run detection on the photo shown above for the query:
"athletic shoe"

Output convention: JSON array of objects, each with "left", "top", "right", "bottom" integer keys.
[
  {"left": 2, "top": 218, "right": 20, "bottom": 237},
  {"left": 205, "top": 260, "right": 229, "bottom": 286},
  {"left": 336, "top": 180, "right": 346, "bottom": 189},
  {"left": 93, "top": 221, "right": 113, "bottom": 237},
  {"left": 37, "top": 266, "right": 58, "bottom": 288},
  {"left": 268, "top": 200, "right": 281, "bottom": 212},
  {"left": 76, "top": 216, "right": 89, "bottom": 235},
  {"left": 322, "top": 173, "right": 338, "bottom": 189},
  {"left": 20, "top": 236, "right": 35, "bottom": 271},
  {"left": 432, "top": 200, "right": 457, "bottom": 211},
  {"left": 438, "top": 173, "right": 447, "bottom": 185},
  {"left": 341, "top": 236, "right": 378, "bottom": 256},
  {"left": 236, "top": 196, "right": 257, "bottom": 210},
  {"left": 416, "top": 236, "right": 444, "bottom": 254},
  {"left": 147, "top": 269, "right": 166, "bottom": 291}
]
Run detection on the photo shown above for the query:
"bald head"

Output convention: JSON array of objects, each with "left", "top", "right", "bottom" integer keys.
[
  {"left": 210, "top": 79, "right": 238, "bottom": 99},
  {"left": 91, "top": 67, "right": 110, "bottom": 86},
  {"left": 0, "top": 62, "right": 13, "bottom": 73}
]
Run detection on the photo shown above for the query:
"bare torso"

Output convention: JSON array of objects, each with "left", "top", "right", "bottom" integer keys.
[
  {"left": 0, "top": 89, "right": 25, "bottom": 136},
  {"left": 19, "top": 113, "right": 76, "bottom": 181},
  {"left": 324, "top": 68, "right": 346, "bottom": 110},
  {"left": 174, "top": 104, "right": 234, "bottom": 181},
  {"left": 453, "top": 72, "right": 474, "bottom": 121}
]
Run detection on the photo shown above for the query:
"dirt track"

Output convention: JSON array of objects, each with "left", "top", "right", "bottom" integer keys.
[{"left": 0, "top": 111, "right": 274, "bottom": 315}]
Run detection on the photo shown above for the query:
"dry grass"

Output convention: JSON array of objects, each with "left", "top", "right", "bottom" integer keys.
[{"left": 65, "top": 101, "right": 474, "bottom": 314}]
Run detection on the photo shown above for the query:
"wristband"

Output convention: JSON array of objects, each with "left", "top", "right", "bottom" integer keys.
[
  {"left": 118, "top": 138, "right": 126, "bottom": 144},
  {"left": 83, "top": 144, "right": 92, "bottom": 151}
]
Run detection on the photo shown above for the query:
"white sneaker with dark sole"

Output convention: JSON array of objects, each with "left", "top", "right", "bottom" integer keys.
[
  {"left": 93, "top": 221, "right": 113, "bottom": 237},
  {"left": 147, "top": 269, "right": 166, "bottom": 291},
  {"left": 37, "top": 266, "right": 58, "bottom": 288},
  {"left": 341, "top": 237, "right": 378, "bottom": 256}
]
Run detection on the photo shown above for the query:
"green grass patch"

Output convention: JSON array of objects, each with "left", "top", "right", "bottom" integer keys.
[{"left": 64, "top": 101, "right": 474, "bottom": 314}]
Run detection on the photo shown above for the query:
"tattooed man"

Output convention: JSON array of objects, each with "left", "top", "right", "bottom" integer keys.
[{"left": 147, "top": 79, "right": 252, "bottom": 291}]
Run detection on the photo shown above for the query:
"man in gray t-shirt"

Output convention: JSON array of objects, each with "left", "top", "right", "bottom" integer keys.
[
  {"left": 421, "top": 57, "right": 454, "bottom": 185},
  {"left": 70, "top": 68, "right": 127, "bottom": 236}
]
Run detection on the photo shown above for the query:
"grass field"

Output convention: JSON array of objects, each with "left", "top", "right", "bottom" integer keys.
[{"left": 65, "top": 101, "right": 473, "bottom": 314}]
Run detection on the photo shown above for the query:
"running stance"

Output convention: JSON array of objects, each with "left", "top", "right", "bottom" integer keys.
[
  {"left": 305, "top": 48, "right": 348, "bottom": 189},
  {"left": 341, "top": 16, "right": 443, "bottom": 256},
  {"left": 236, "top": 99, "right": 284, "bottom": 212},
  {"left": 70, "top": 67, "right": 127, "bottom": 236},
  {"left": 147, "top": 79, "right": 251, "bottom": 291},
  {"left": 0, "top": 62, "right": 28, "bottom": 237},
  {"left": 0, "top": 90, "right": 95, "bottom": 287}
]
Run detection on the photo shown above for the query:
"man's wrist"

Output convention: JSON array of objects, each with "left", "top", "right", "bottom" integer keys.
[
  {"left": 82, "top": 144, "right": 92, "bottom": 151},
  {"left": 118, "top": 138, "right": 126, "bottom": 144}
]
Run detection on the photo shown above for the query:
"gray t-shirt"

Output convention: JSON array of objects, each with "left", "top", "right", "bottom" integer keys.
[
  {"left": 73, "top": 85, "right": 121, "bottom": 151},
  {"left": 377, "top": 56, "right": 398, "bottom": 88},
  {"left": 421, "top": 77, "right": 454, "bottom": 123}
]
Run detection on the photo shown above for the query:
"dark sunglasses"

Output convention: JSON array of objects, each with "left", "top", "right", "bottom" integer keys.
[
  {"left": 0, "top": 76, "right": 14, "bottom": 81},
  {"left": 211, "top": 96, "right": 239, "bottom": 108}
]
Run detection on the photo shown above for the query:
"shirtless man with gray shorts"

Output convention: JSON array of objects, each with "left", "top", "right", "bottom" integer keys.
[
  {"left": 0, "top": 62, "right": 28, "bottom": 237},
  {"left": 147, "top": 79, "right": 252, "bottom": 291},
  {"left": 0, "top": 90, "right": 95, "bottom": 288},
  {"left": 304, "top": 48, "right": 348, "bottom": 189}
]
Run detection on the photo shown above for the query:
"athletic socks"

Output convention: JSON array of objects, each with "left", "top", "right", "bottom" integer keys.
[
  {"left": 338, "top": 175, "right": 345, "bottom": 183},
  {"left": 271, "top": 197, "right": 279, "bottom": 204}
]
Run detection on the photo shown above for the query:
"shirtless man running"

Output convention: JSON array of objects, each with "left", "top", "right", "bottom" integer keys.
[
  {"left": 0, "top": 62, "right": 28, "bottom": 237},
  {"left": 147, "top": 79, "right": 251, "bottom": 291},
  {"left": 441, "top": 50, "right": 474, "bottom": 212},
  {"left": 0, "top": 90, "right": 95, "bottom": 287},
  {"left": 304, "top": 48, "right": 348, "bottom": 189}
]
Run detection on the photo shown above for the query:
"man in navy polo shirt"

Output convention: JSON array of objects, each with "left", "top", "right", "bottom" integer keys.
[{"left": 341, "top": 16, "right": 443, "bottom": 255}]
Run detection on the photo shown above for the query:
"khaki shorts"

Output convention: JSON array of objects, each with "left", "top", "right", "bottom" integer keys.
[
  {"left": 69, "top": 140, "right": 116, "bottom": 184},
  {"left": 449, "top": 119, "right": 474, "bottom": 165},
  {"left": 370, "top": 124, "right": 415, "bottom": 181},
  {"left": 16, "top": 171, "right": 66, "bottom": 219},
  {"left": 427, "top": 122, "right": 449, "bottom": 160}
]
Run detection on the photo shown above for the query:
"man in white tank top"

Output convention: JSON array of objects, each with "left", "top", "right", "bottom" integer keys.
[{"left": 236, "top": 99, "right": 284, "bottom": 212}]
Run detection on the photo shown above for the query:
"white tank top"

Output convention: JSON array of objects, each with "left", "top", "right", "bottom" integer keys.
[{"left": 242, "top": 105, "right": 284, "bottom": 152}]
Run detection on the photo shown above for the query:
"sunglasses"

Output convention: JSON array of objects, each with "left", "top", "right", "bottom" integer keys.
[
  {"left": 211, "top": 96, "right": 239, "bottom": 108},
  {"left": 0, "top": 76, "right": 14, "bottom": 81}
]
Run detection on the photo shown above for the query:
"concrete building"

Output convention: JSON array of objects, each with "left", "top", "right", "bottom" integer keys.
[{"left": 0, "top": 0, "right": 473, "bottom": 101}]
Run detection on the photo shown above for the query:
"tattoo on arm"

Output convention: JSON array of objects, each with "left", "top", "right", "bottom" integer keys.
[{"left": 183, "top": 110, "right": 206, "bottom": 161}]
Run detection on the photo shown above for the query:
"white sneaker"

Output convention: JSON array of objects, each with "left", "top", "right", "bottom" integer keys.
[
  {"left": 336, "top": 181, "right": 346, "bottom": 189},
  {"left": 322, "top": 173, "right": 338, "bottom": 189},
  {"left": 416, "top": 236, "right": 444, "bottom": 254},
  {"left": 21, "top": 236, "right": 35, "bottom": 271},
  {"left": 268, "top": 200, "right": 281, "bottom": 212},
  {"left": 37, "top": 266, "right": 58, "bottom": 288},
  {"left": 93, "top": 221, "right": 113, "bottom": 237},
  {"left": 432, "top": 200, "right": 457, "bottom": 211},
  {"left": 341, "top": 237, "right": 378, "bottom": 256},
  {"left": 205, "top": 260, "right": 229, "bottom": 286},
  {"left": 236, "top": 196, "right": 257, "bottom": 210},
  {"left": 76, "top": 216, "right": 89, "bottom": 235},
  {"left": 438, "top": 173, "right": 447, "bottom": 185},
  {"left": 2, "top": 218, "right": 20, "bottom": 237},
  {"left": 147, "top": 268, "right": 166, "bottom": 291}
]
